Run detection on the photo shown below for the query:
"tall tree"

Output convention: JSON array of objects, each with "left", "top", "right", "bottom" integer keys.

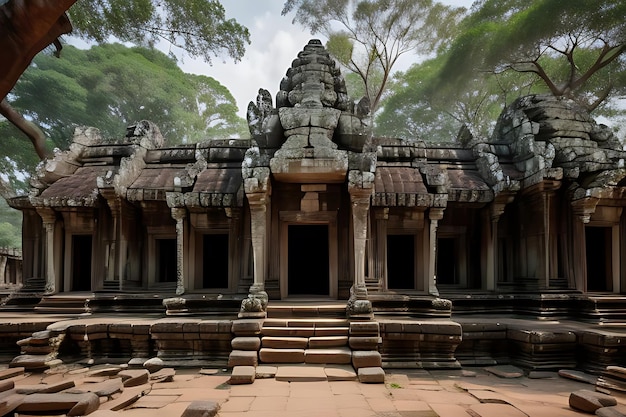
[
  {"left": 378, "top": 55, "right": 541, "bottom": 142},
  {"left": 438, "top": 0, "right": 626, "bottom": 112},
  {"left": 1, "top": 0, "right": 250, "bottom": 161},
  {"left": 282, "top": 0, "right": 465, "bottom": 115},
  {"left": 10, "top": 44, "right": 248, "bottom": 151}
]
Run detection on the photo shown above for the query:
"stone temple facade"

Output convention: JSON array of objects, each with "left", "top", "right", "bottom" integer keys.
[{"left": 5, "top": 40, "right": 626, "bottom": 372}]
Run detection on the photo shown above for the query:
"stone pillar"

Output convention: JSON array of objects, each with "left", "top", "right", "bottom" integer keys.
[
  {"left": 347, "top": 188, "right": 373, "bottom": 317},
  {"left": 171, "top": 207, "right": 186, "bottom": 295},
  {"left": 37, "top": 208, "right": 56, "bottom": 294},
  {"left": 428, "top": 208, "right": 445, "bottom": 297},
  {"left": 240, "top": 192, "right": 270, "bottom": 317}
]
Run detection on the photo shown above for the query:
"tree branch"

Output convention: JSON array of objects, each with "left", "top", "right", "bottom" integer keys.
[{"left": 0, "top": 99, "right": 50, "bottom": 160}]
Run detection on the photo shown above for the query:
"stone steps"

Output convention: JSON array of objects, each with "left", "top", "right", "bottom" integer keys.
[{"left": 259, "top": 317, "right": 350, "bottom": 365}]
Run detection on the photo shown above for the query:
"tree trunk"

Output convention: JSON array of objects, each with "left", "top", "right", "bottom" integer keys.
[{"left": 0, "top": 99, "right": 50, "bottom": 160}]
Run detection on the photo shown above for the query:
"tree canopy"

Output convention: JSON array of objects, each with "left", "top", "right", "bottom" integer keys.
[
  {"left": 437, "top": 0, "right": 626, "bottom": 112},
  {"left": 282, "top": 0, "right": 465, "bottom": 115},
  {"left": 11, "top": 44, "right": 247, "bottom": 150},
  {"left": 68, "top": 0, "right": 250, "bottom": 64}
]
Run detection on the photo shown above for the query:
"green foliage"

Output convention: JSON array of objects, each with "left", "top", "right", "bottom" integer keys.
[
  {"left": 437, "top": 0, "right": 626, "bottom": 111},
  {"left": 68, "top": 0, "right": 250, "bottom": 64},
  {"left": 11, "top": 44, "right": 248, "bottom": 150},
  {"left": 0, "top": 121, "right": 40, "bottom": 193},
  {"left": 283, "top": 0, "right": 465, "bottom": 114},
  {"left": 0, "top": 199, "right": 21, "bottom": 248}
]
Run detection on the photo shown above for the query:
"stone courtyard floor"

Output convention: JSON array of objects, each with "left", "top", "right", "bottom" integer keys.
[{"left": 6, "top": 363, "right": 626, "bottom": 416}]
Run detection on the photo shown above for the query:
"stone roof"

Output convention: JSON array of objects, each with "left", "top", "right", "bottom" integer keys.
[{"left": 36, "top": 166, "right": 107, "bottom": 207}]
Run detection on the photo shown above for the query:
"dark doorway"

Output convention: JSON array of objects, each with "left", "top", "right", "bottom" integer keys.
[
  {"left": 203, "top": 234, "right": 229, "bottom": 288},
  {"left": 387, "top": 234, "right": 415, "bottom": 289},
  {"left": 586, "top": 226, "right": 612, "bottom": 292},
  {"left": 437, "top": 237, "right": 457, "bottom": 285},
  {"left": 288, "top": 224, "right": 329, "bottom": 296},
  {"left": 157, "top": 239, "right": 177, "bottom": 283},
  {"left": 72, "top": 235, "right": 92, "bottom": 291}
]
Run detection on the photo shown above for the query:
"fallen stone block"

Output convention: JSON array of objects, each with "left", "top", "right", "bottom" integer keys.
[
  {"left": 16, "top": 392, "right": 100, "bottom": 416},
  {"left": 181, "top": 400, "right": 220, "bottom": 417},
  {"left": 150, "top": 368, "right": 175, "bottom": 383},
  {"left": 10, "top": 355, "right": 52, "bottom": 370},
  {"left": 0, "top": 391, "right": 25, "bottom": 416},
  {"left": 358, "top": 367, "right": 385, "bottom": 383},
  {"left": 16, "top": 379, "right": 75, "bottom": 394},
  {"left": 569, "top": 389, "right": 617, "bottom": 413},
  {"left": 143, "top": 357, "right": 164, "bottom": 373},
  {"left": 118, "top": 369, "right": 150, "bottom": 387},
  {"left": 229, "top": 366, "right": 255, "bottom": 385},
  {"left": 0, "top": 367, "right": 24, "bottom": 380},
  {"left": 87, "top": 367, "right": 123, "bottom": 377},
  {"left": 559, "top": 369, "right": 598, "bottom": 385},
  {"left": 596, "top": 405, "right": 626, "bottom": 417},
  {"left": 0, "top": 380, "right": 14, "bottom": 393},
  {"left": 99, "top": 385, "right": 149, "bottom": 411}
]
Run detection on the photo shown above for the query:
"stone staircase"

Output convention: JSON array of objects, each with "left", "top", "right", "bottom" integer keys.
[
  {"left": 228, "top": 302, "right": 385, "bottom": 383},
  {"left": 259, "top": 313, "right": 352, "bottom": 366}
]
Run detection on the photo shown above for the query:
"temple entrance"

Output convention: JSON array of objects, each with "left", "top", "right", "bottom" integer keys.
[
  {"left": 203, "top": 234, "right": 229, "bottom": 288},
  {"left": 287, "top": 224, "right": 329, "bottom": 296},
  {"left": 436, "top": 237, "right": 458, "bottom": 285},
  {"left": 387, "top": 234, "right": 415, "bottom": 289},
  {"left": 586, "top": 226, "right": 612, "bottom": 292},
  {"left": 156, "top": 238, "right": 177, "bottom": 284},
  {"left": 71, "top": 235, "right": 92, "bottom": 291}
]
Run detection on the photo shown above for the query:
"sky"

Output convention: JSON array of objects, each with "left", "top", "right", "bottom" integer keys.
[{"left": 169, "top": 0, "right": 475, "bottom": 118}]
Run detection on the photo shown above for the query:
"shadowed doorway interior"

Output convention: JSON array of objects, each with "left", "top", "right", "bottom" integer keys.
[{"left": 288, "top": 224, "right": 329, "bottom": 296}]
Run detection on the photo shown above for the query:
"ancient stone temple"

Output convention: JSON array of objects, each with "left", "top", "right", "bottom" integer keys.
[{"left": 5, "top": 40, "right": 626, "bottom": 374}]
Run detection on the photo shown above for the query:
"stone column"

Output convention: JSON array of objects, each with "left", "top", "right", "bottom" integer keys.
[
  {"left": 37, "top": 208, "right": 57, "bottom": 294},
  {"left": 171, "top": 207, "right": 186, "bottom": 295},
  {"left": 347, "top": 188, "right": 374, "bottom": 317},
  {"left": 428, "top": 208, "right": 445, "bottom": 297},
  {"left": 239, "top": 192, "right": 270, "bottom": 317}
]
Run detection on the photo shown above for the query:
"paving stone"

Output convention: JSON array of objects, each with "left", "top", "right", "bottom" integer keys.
[
  {"left": 259, "top": 348, "right": 305, "bottom": 363},
  {"left": 467, "top": 403, "right": 527, "bottom": 417},
  {"left": 70, "top": 378, "right": 123, "bottom": 397},
  {"left": 305, "top": 348, "right": 352, "bottom": 364},
  {"left": 229, "top": 350, "right": 259, "bottom": 367},
  {"left": 429, "top": 403, "right": 471, "bottom": 417},
  {"left": 255, "top": 366, "right": 277, "bottom": 379},
  {"left": 484, "top": 365, "right": 524, "bottom": 378},
  {"left": 119, "top": 369, "right": 150, "bottom": 387},
  {"left": 16, "top": 379, "right": 75, "bottom": 395},
  {"left": 129, "top": 394, "right": 180, "bottom": 408},
  {"left": 352, "top": 350, "right": 382, "bottom": 369},
  {"left": 467, "top": 389, "right": 511, "bottom": 404},
  {"left": 275, "top": 365, "right": 327, "bottom": 382},
  {"left": 569, "top": 389, "right": 617, "bottom": 413},
  {"left": 16, "top": 392, "right": 100, "bottom": 416},
  {"left": 181, "top": 400, "right": 220, "bottom": 417},
  {"left": 88, "top": 411, "right": 120, "bottom": 417},
  {"left": 100, "top": 385, "right": 149, "bottom": 411},
  {"left": 597, "top": 405, "right": 626, "bottom": 417},
  {"left": 558, "top": 369, "right": 598, "bottom": 385},
  {"left": 358, "top": 367, "right": 385, "bottom": 383},
  {"left": 231, "top": 336, "right": 261, "bottom": 350},
  {"left": 229, "top": 366, "right": 256, "bottom": 385},
  {"left": 324, "top": 365, "right": 357, "bottom": 381}
]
